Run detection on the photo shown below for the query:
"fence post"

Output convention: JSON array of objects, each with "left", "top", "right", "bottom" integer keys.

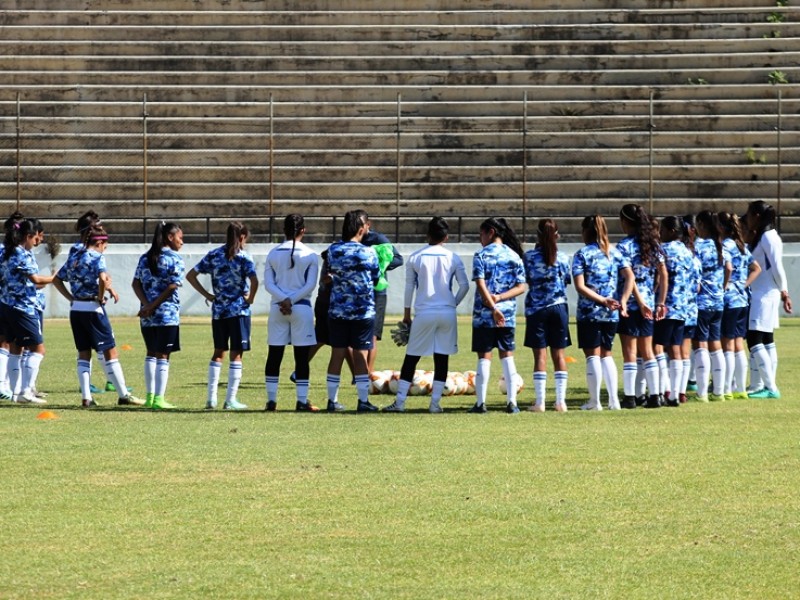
[
  {"left": 648, "top": 89, "right": 655, "bottom": 216},
  {"left": 15, "top": 93, "right": 21, "bottom": 210},
  {"left": 142, "top": 93, "right": 149, "bottom": 218},
  {"left": 777, "top": 88, "right": 783, "bottom": 230},
  {"left": 269, "top": 93, "right": 274, "bottom": 218},
  {"left": 396, "top": 92, "right": 402, "bottom": 241},
  {"left": 522, "top": 90, "right": 528, "bottom": 238}
]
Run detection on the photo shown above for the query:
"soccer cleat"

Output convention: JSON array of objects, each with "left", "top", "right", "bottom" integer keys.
[
  {"left": 635, "top": 395, "right": 647, "bottom": 407},
  {"left": 732, "top": 392, "right": 749, "bottom": 400},
  {"left": 151, "top": 395, "right": 176, "bottom": 410},
  {"left": 686, "top": 381, "right": 698, "bottom": 392},
  {"left": 17, "top": 391, "right": 46, "bottom": 405},
  {"left": 118, "top": 394, "right": 145, "bottom": 406},
  {"left": 105, "top": 381, "right": 133, "bottom": 393},
  {"left": 383, "top": 401, "right": 405, "bottom": 413},
  {"left": 295, "top": 401, "right": 320, "bottom": 412},
  {"left": 357, "top": 400, "right": 379, "bottom": 413},
  {"left": 31, "top": 388, "right": 47, "bottom": 399},
  {"left": 709, "top": 393, "right": 725, "bottom": 402},
  {"left": 467, "top": 402, "right": 487, "bottom": 414},
  {"left": 265, "top": 400, "right": 277, "bottom": 412},
  {"left": 694, "top": 395, "right": 709, "bottom": 403},
  {"left": 326, "top": 400, "right": 346, "bottom": 412},
  {"left": 144, "top": 393, "right": 155, "bottom": 408},
  {"left": 89, "top": 383, "right": 103, "bottom": 394},
  {"left": 621, "top": 395, "right": 637, "bottom": 409},
  {"left": 644, "top": 394, "right": 661, "bottom": 409},
  {"left": 0, "top": 389, "right": 12, "bottom": 401},
  {"left": 81, "top": 398, "right": 98, "bottom": 408},
  {"left": 429, "top": 401, "right": 443, "bottom": 414},
  {"left": 679, "top": 393, "right": 688, "bottom": 404},
  {"left": 205, "top": 400, "right": 218, "bottom": 410},
  {"left": 607, "top": 400, "right": 621, "bottom": 411},
  {"left": 554, "top": 402, "right": 568, "bottom": 413},
  {"left": 528, "top": 403, "right": 545, "bottom": 413},
  {"left": 506, "top": 403, "right": 520, "bottom": 414},
  {"left": 581, "top": 402, "right": 602, "bottom": 411},
  {"left": 223, "top": 398, "right": 248, "bottom": 410},
  {"left": 724, "top": 394, "right": 734, "bottom": 402},
  {"left": 666, "top": 396, "right": 680, "bottom": 407},
  {"left": 748, "top": 388, "right": 781, "bottom": 399}
]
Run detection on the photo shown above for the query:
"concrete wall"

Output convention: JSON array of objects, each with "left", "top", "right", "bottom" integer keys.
[{"left": 37, "top": 242, "right": 800, "bottom": 319}]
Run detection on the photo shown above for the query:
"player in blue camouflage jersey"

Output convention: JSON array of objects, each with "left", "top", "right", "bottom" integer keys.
[
  {"left": 0, "top": 212, "right": 26, "bottom": 401},
  {"left": 324, "top": 211, "right": 380, "bottom": 413},
  {"left": 678, "top": 215, "right": 703, "bottom": 400},
  {"left": 693, "top": 210, "right": 733, "bottom": 402},
  {"left": 655, "top": 216, "right": 699, "bottom": 406},
  {"left": 132, "top": 221, "right": 185, "bottom": 410},
  {"left": 469, "top": 217, "right": 526, "bottom": 414},
  {"left": 718, "top": 211, "right": 760, "bottom": 400},
  {"left": 524, "top": 219, "right": 572, "bottom": 413},
  {"left": 572, "top": 215, "right": 634, "bottom": 411},
  {"left": 0, "top": 218, "right": 55, "bottom": 405},
  {"left": 186, "top": 221, "right": 258, "bottom": 411},
  {"left": 617, "top": 204, "right": 668, "bottom": 409},
  {"left": 53, "top": 223, "right": 144, "bottom": 408}
]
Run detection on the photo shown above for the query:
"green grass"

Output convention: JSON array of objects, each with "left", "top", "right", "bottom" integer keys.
[{"left": 1, "top": 317, "right": 800, "bottom": 599}]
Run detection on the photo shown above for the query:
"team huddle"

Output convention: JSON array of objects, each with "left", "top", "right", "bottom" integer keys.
[{"left": 0, "top": 202, "right": 791, "bottom": 412}]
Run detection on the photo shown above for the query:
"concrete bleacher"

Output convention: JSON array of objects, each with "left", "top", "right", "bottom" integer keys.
[{"left": 0, "top": 0, "right": 798, "bottom": 241}]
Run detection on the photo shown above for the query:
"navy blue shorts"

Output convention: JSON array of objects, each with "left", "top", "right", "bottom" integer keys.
[
  {"left": 328, "top": 317, "right": 374, "bottom": 350},
  {"left": 577, "top": 320, "right": 617, "bottom": 351},
  {"left": 2, "top": 305, "right": 43, "bottom": 347},
  {"left": 694, "top": 309, "right": 723, "bottom": 342},
  {"left": 618, "top": 310, "right": 654, "bottom": 338},
  {"left": 721, "top": 307, "right": 748, "bottom": 339},
  {"left": 472, "top": 327, "right": 516, "bottom": 353},
  {"left": 683, "top": 324, "right": 696, "bottom": 341},
  {"left": 141, "top": 325, "right": 181, "bottom": 354},
  {"left": 212, "top": 316, "right": 251, "bottom": 352},
  {"left": 654, "top": 318, "right": 685, "bottom": 347},
  {"left": 524, "top": 304, "right": 571, "bottom": 350},
  {"left": 70, "top": 309, "right": 116, "bottom": 353}
]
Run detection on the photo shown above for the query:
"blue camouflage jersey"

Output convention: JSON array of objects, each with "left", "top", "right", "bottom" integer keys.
[
  {"left": 722, "top": 238, "right": 753, "bottom": 310},
  {"left": 472, "top": 243, "right": 526, "bottom": 328},
  {"left": 523, "top": 247, "right": 571, "bottom": 316},
  {"left": 134, "top": 249, "right": 185, "bottom": 327},
  {"left": 327, "top": 240, "right": 379, "bottom": 320},
  {"left": 695, "top": 238, "right": 731, "bottom": 312},
  {"left": 616, "top": 236, "right": 664, "bottom": 313},
  {"left": 56, "top": 246, "right": 106, "bottom": 302},
  {"left": 661, "top": 240, "right": 697, "bottom": 322},
  {"left": 31, "top": 248, "right": 46, "bottom": 313},
  {"left": 0, "top": 246, "right": 41, "bottom": 315},
  {"left": 192, "top": 246, "right": 257, "bottom": 320},
  {"left": 572, "top": 243, "right": 630, "bottom": 322},
  {"left": 685, "top": 255, "right": 702, "bottom": 327}
]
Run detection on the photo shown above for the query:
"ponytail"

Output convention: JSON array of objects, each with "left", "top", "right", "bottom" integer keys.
[
  {"left": 147, "top": 220, "right": 182, "bottom": 274},
  {"left": 620, "top": 203, "right": 661, "bottom": 267},
  {"left": 659, "top": 216, "right": 682, "bottom": 244},
  {"left": 718, "top": 211, "right": 745, "bottom": 255},
  {"left": 225, "top": 221, "right": 249, "bottom": 260},
  {"left": 3, "top": 215, "right": 27, "bottom": 261},
  {"left": 537, "top": 218, "right": 559, "bottom": 266},
  {"left": 581, "top": 214, "right": 610, "bottom": 256},
  {"left": 283, "top": 213, "right": 305, "bottom": 269},
  {"left": 696, "top": 210, "right": 723, "bottom": 265},
  {"left": 746, "top": 200, "right": 776, "bottom": 250},
  {"left": 479, "top": 217, "right": 524, "bottom": 259}
]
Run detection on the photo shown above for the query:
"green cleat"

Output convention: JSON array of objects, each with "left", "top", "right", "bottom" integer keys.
[
  {"left": 694, "top": 395, "right": 709, "bottom": 403},
  {"left": 152, "top": 395, "right": 176, "bottom": 409},
  {"left": 709, "top": 393, "right": 725, "bottom": 402},
  {"left": 748, "top": 388, "right": 781, "bottom": 399},
  {"left": 732, "top": 392, "right": 749, "bottom": 400},
  {"left": 144, "top": 393, "right": 155, "bottom": 408}
]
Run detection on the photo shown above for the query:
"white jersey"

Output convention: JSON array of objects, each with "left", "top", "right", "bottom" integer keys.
[
  {"left": 750, "top": 229, "right": 787, "bottom": 298},
  {"left": 404, "top": 244, "right": 470, "bottom": 313},
  {"left": 263, "top": 240, "right": 319, "bottom": 305}
]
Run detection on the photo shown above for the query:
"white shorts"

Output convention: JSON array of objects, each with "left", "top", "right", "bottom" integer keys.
[
  {"left": 748, "top": 290, "right": 781, "bottom": 333},
  {"left": 267, "top": 302, "right": 317, "bottom": 347},
  {"left": 406, "top": 309, "right": 458, "bottom": 357}
]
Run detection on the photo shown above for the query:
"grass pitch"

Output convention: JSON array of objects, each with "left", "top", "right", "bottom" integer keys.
[{"left": 1, "top": 317, "right": 799, "bottom": 599}]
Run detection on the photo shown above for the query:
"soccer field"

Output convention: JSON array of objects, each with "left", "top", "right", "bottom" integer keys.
[{"left": 1, "top": 317, "right": 799, "bottom": 598}]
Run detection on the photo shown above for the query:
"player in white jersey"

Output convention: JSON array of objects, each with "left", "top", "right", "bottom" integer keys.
[
  {"left": 384, "top": 217, "right": 470, "bottom": 413},
  {"left": 263, "top": 214, "right": 320, "bottom": 412}
]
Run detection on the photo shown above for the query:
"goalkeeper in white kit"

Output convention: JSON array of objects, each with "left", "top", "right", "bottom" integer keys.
[{"left": 384, "top": 217, "right": 470, "bottom": 413}]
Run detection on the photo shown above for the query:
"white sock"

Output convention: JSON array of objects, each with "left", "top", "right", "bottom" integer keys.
[
  {"left": 710, "top": 350, "right": 725, "bottom": 396},
  {"left": 669, "top": 359, "right": 683, "bottom": 399},
  {"left": 656, "top": 353, "right": 669, "bottom": 395},
  {"left": 104, "top": 358, "right": 129, "bottom": 400},
  {"left": 225, "top": 361, "right": 243, "bottom": 405},
  {"left": 534, "top": 371, "right": 547, "bottom": 407},
  {"left": 585, "top": 355, "right": 601, "bottom": 407},
  {"left": 601, "top": 356, "right": 619, "bottom": 405},
  {"left": 395, "top": 379, "right": 411, "bottom": 408},
  {"left": 265, "top": 375, "right": 279, "bottom": 403},
  {"left": 623, "top": 362, "right": 637, "bottom": 397},
  {"left": 554, "top": 371, "right": 568, "bottom": 406},
  {"left": 750, "top": 344, "right": 776, "bottom": 391},
  {"left": 501, "top": 356, "right": 518, "bottom": 407},
  {"left": 644, "top": 359, "right": 659, "bottom": 399},
  {"left": 765, "top": 342, "right": 778, "bottom": 384},
  {"left": 723, "top": 351, "right": 735, "bottom": 395},
  {"left": 635, "top": 358, "right": 647, "bottom": 397},
  {"left": 296, "top": 379, "right": 309, "bottom": 404},
  {"left": 0, "top": 347, "right": 9, "bottom": 391},
  {"left": 8, "top": 354, "right": 21, "bottom": 396},
  {"left": 680, "top": 358, "right": 691, "bottom": 394},
  {"left": 155, "top": 358, "right": 169, "bottom": 397},
  {"left": 78, "top": 358, "right": 92, "bottom": 399},
  {"left": 688, "top": 351, "right": 696, "bottom": 383},
  {"left": 694, "top": 348, "right": 711, "bottom": 397},
  {"left": 97, "top": 353, "right": 107, "bottom": 385},
  {"left": 208, "top": 361, "right": 222, "bottom": 404},
  {"left": 748, "top": 350, "right": 763, "bottom": 391},
  {"left": 475, "top": 358, "right": 491, "bottom": 406},
  {"left": 430, "top": 380, "right": 445, "bottom": 403},
  {"left": 355, "top": 374, "right": 370, "bottom": 403},
  {"left": 734, "top": 350, "right": 748, "bottom": 393},
  {"left": 144, "top": 356, "right": 157, "bottom": 395},
  {"left": 326, "top": 373, "right": 341, "bottom": 403},
  {"left": 21, "top": 351, "right": 43, "bottom": 395}
]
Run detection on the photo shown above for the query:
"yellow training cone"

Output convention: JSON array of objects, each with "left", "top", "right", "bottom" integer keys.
[{"left": 36, "top": 410, "right": 58, "bottom": 420}]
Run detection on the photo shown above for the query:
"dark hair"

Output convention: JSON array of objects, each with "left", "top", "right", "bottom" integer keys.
[
  {"left": 619, "top": 203, "right": 661, "bottom": 267},
  {"left": 341, "top": 210, "right": 366, "bottom": 241},
  {"left": 659, "top": 216, "right": 683, "bottom": 244},
  {"left": 681, "top": 214, "right": 697, "bottom": 253},
  {"left": 696, "top": 210, "right": 724, "bottom": 265},
  {"left": 75, "top": 210, "right": 100, "bottom": 243},
  {"left": 580, "top": 214, "right": 610, "bottom": 256},
  {"left": 225, "top": 221, "right": 249, "bottom": 260},
  {"left": 536, "top": 218, "right": 559, "bottom": 266},
  {"left": 746, "top": 201, "right": 776, "bottom": 250},
  {"left": 4, "top": 211, "right": 24, "bottom": 235},
  {"left": 718, "top": 211, "right": 746, "bottom": 255},
  {"left": 283, "top": 214, "right": 305, "bottom": 269},
  {"left": 29, "top": 218, "right": 44, "bottom": 234},
  {"left": 4, "top": 218, "right": 37, "bottom": 260},
  {"left": 84, "top": 224, "right": 109, "bottom": 248},
  {"left": 427, "top": 217, "right": 449, "bottom": 244},
  {"left": 479, "top": 217, "right": 524, "bottom": 259},
  {"left": 147, "top": 221, "right": 182, "bottom": 274}
]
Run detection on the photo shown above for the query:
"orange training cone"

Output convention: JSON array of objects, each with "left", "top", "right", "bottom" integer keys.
[{"left": 36, "top": 410, "right": 58, "bottom": 420}]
